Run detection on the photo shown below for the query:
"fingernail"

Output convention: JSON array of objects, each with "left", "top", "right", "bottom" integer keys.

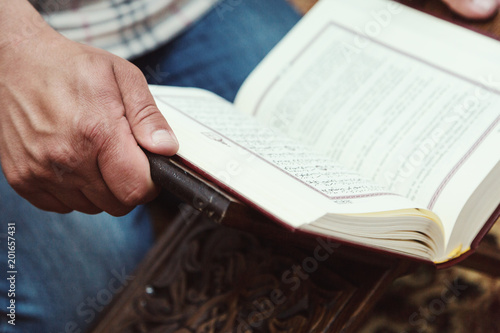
[
  {"left": 473, "top": 0, "right": 496, "bottom": 12},
  {"left": 152, "top": 129, "right": 178, "bottom": 147}
]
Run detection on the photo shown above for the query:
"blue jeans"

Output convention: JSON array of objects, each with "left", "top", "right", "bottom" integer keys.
[{"left": 0, "top": 1, "right": 300, "bottom": 332}]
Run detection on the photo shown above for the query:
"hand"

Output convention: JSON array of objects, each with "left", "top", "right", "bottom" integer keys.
[
  {"left": 442, "top": 0, "right": 499, "bottom": 20},
  {"left": 0, "top": 24, "right": 178, "bottom": 216}
]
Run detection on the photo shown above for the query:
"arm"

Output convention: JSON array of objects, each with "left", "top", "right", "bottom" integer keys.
[{"left": 0, "top": 0, "right": 178, "bottom": 216}]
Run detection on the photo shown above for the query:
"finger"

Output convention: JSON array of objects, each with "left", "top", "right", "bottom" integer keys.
[
  {"left": 49, "top": 188, "right": 103, "bottom": 215},
  {"left": 80, "top": 176, "right": 136, "bottom": 216},
  {"left": 16, "top": 188, "right": 73, "bottom": 214},
  {"left": 442, "top": 0, "right": 498, "bottom": 19},
  {"left": 113, "top": 60, "right": 179, "bottom": 156},
  {"left": 97, "top": 116, "right": 160, "bottom": 208},
  {"left": 59, "top": 153, "right": 138, "bottom": 216}
]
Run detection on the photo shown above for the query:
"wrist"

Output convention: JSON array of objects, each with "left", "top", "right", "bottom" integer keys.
[{"left": 0, "top": 0, "right": 52, "bottom": 55}]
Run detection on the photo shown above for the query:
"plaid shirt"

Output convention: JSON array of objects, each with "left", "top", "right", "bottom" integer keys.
[{"left": 31, "top": 0, "right": 218, "bottom": 59}]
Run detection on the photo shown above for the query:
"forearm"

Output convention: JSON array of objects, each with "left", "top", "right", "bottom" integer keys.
[{"left": 0, "top": 0, "right": 52, "bottom": 53}]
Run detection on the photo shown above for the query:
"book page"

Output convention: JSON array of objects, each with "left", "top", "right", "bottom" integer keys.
[
  {"left": 234, "top": 0, "right": 500, "bottom": 246},
  {"left": 149, "top": 85, "right": 425, "bottom": 229}
]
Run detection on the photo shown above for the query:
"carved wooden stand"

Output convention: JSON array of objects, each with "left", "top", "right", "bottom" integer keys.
[{"left": 90, "top": 204, "right": 410, "bottom": 333}]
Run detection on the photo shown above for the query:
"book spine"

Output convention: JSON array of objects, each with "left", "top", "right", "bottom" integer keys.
[{"left": 145, "top": 151, "right": 231, "bottom": 224}]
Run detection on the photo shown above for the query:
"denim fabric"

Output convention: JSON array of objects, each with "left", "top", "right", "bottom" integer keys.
[
  {"left": 0, "top": 172, "right": 153, "bottom": 333},
  {"left": 133, "top": 0, "right": 301, "bottom": 102},
  {"left": 0, "top": 0, "right": 300, "bottom": 331}
]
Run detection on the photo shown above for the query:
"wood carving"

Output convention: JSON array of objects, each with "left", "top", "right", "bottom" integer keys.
[
  {"left": 91, "top": 204, "right": 407, "bottom": 333},
  {"left": 115, "top": 208, "right": 358, "bottom": 333}
]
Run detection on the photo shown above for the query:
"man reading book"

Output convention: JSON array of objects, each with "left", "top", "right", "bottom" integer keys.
[{"left": 0, "top": 0, "right": 495, "bottom": 331}]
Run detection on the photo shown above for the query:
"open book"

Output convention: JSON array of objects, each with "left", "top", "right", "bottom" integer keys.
[{"left": 149, "top": 0, "right": 500, "bottom": 265}]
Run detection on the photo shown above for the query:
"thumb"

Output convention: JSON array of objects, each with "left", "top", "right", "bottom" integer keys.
[
  {"left": 442, "top": 0, "right": 498, "bottom": 20},
  {"left": 114, "top": 61, "right": 179, "bottom": 156}
]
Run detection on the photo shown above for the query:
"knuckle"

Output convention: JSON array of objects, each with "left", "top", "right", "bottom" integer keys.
[
  {"left": 120, "top": 188, "right": 145, "bottom": 207},
  {"left": 119, "top": 181, "right": 150, "bottom": 207},
  {"left": 46, "top": 145, "right": 78, "bottom": 168},
  {"left": 94, "top": 90, "right": 124, "bottom": 112},
  {"left": 130, "top": 104, "right": 160, "bottom": 126},
  {"left": 80, "top": 120, "right": 112, "bottom": 149},
  {"left": 37, "top": 144, "right": 80, "bottom": 182}
]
